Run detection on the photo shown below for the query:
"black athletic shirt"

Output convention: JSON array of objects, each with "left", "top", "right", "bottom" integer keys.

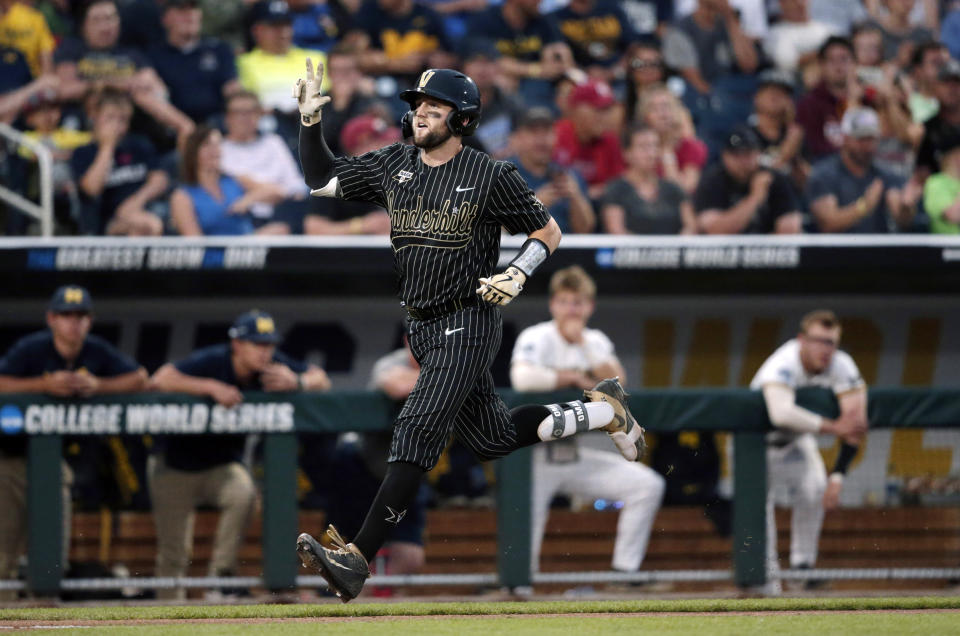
[{"left": 333, "top": 143, "right": 550, "bottom": 311}]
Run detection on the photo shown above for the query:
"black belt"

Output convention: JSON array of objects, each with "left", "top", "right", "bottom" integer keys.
[{"left": 404, "top": 297, "right": 478, "bottom": 321}]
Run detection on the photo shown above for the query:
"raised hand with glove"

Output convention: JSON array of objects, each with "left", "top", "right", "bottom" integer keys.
[{"left": 292, "top": 57, "right": 331, "bottom": 126}]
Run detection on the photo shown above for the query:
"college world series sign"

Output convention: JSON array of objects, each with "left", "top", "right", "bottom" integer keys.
[
  {"left": 0, "top": 392, "right": 399, "bottom": 436},
  {"left": 0, "top": 400, "right": 295, "bottom": 436}
]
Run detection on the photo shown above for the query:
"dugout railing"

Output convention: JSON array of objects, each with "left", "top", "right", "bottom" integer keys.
[{"left": 1, "top": 387, "right": 958, "bottom": 597}]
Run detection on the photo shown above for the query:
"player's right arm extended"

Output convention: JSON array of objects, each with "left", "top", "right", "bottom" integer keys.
[{"left": 293, "top": 58, "right": 337, "bottom": 197}]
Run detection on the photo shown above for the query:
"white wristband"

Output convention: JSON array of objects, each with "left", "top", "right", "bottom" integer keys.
[{"left": 510, "top": 238, "right": 549, "bottom": 277}]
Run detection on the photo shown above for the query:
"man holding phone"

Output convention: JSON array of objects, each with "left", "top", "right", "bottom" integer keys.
[{"left": 508, "top": 107, "right": 596, "bottom": 233}]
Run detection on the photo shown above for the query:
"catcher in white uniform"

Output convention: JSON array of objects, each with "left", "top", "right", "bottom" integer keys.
[
  {"left": 511, "top": 266, "right": 665, "bottom": 573},
  {"left": 750, "top": 309, "right": 868, "bottom": 592}
]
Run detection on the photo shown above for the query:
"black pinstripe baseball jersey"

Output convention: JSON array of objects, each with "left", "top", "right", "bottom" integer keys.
[{"left": 333, "top": 143, "right": 550, "bottom": 311}]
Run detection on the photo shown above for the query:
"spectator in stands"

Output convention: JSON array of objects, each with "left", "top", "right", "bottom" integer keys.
[
  {"left": 462, "top": 38, "right": 522, "bottom": 158},
  {"left": 467, "top": 0, "right": 575, "bottom": 85},
  {"left": 148, "top": 0, "right": 241, "bottom": 127},
  {"left": 750, "top": 70, "right": 807, "bottom": 196},
  {"left": 915, "top": 59, "right": 960, "bottom": 181},
  {"left": 0, "top": 46, "right": 57, "bottom": 123},
  {"left": 662, "top": 0, "right": 759, "bottom": 95},
  {"left": 553, "top": 79, "right": 625, "bottom": 199},
  {"left": 922, "top": 132, "right": 960, "bottom": 233},
  {"left": 171, "top": 125, "right": 291, "bottom": 236},
  {"left": 852, "top": 22, "right": 888, "bottom": 81},
  {"left": 624, "top": 41, "right": 666, "bottom": 124},
  {"left": 149, "top": 309, "right": 330, "bottom": 600},
  {"left": 797, "top": 36, "right": 856, "bottom": 161},
  {"left": 508, "top": 106, "right": 594, "bottom": 233},
  {"left": 549, "top": 0, "right": 640, "bottom": 80},
  {"left": 750, "top": 309, "right": 867, "bottom": 595},
  {"left": 54, "top": 0, "right": 194, "bottom": 140},
  {"left": 0, "top": 0, "right": 55, "bottom": 77},
  {"left": 237, "top": 0, "right": 329, "bottom": 150},
  {"left": 319, "top": 44, "right": 387, "bottom": 157},
  {"left": 907, "top": 41, "right": 950, "bottom": 123},
  {"left": 19, "top": 94, "right": 92, "bottom": 234},
  {"left": 764, "top": 0, "right": 837, "bottom": 86},
  {"left": 511, "top": 265, "right": 665, "bottom": 576},
  {"left": 865, "top": 0, "right": 935, "bottom": 67},
  {"left": 637, "top": 84, "right": 707, "bottom": 194},
  {"left": 304, "top": 113, "right": 395, "bottom": 234},
  {"left": 601, "top": 124, "right": 695, "bottom": 234},
  {"left": 70, "top": 89, "right": 169, "bottom": 236},
  {"left": 288, "top": 0, "right": 351, "bottom": 52},
  {"left": 807, "top": 107, "right": 921, "bottom": 233},
  {"left": 694, "top": 125, "right": 803, "bottom": 234},
  {"left": 352, "top": 0, "right": 454, "bottom": 82},
  {"left": 0, "top": 285, "right": 148, "bottom": 600},
  {"left": 220, "top": 90, "right": 310, "bottom": 231}
]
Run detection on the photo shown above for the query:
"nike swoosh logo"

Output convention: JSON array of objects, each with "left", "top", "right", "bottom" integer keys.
[
  {"left": 324, "top": 558, "right": 354, "bottom": 571},
  {"left": 455, "top": 186, "right": 475, "bottom": 192},
  {"left": 445, "top": 327, "right": 464, "bottom": 336}
]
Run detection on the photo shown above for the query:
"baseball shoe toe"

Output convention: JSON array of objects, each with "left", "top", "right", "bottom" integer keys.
[
  {"left": 583, "top": 377, "right": 647, "bottom": 462},
  {"left": 297, "top": 525, "right": 369, "bottom": 602}
]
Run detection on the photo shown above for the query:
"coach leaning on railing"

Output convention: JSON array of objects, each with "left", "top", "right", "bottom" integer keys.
[{"left": 0, "top": 285, "right": 148, "bottom": 600}]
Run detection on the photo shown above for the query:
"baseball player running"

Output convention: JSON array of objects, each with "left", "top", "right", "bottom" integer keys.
[
  {"left": 751, "top": 310, "right": 867, "bottom": 593},
  {"left": 292, "top": 59, "right": 646, "bottom": 602}
]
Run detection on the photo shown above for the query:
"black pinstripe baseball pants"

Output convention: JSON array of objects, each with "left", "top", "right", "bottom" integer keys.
[{"left": 389, "top": 303, "right": 520, "bottom": 471}]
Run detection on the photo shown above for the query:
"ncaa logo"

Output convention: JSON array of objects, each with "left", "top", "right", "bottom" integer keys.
[{"left": 0, "top": 405, "right": 24, "bottom": 434}]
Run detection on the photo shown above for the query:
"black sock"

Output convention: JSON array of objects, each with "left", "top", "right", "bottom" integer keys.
[
  {"left": 510, "top": 405, "right": 552, "bottom": 448},
  {"left": 352, "top": 460, "right": 424, "bottom": 562}
]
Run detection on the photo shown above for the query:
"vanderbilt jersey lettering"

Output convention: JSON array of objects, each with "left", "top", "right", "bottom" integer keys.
[{"left": 333, "top": 143, "right": 550, "bottom": 310}]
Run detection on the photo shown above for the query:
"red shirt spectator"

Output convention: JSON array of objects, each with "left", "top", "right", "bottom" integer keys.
[
  {"left": 796, "top": 36, "right": 855, "bottom": 161},
  {"left": 553, "top": 80, "right": 625, "bottom": 198}
]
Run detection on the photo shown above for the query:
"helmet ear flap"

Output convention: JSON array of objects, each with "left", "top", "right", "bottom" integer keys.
[
  {"left": 401, "top": 111, "right": 415, "bottom": 138},
  {"left": 445, "top": 110, "right": 465, "bottom": 136}
]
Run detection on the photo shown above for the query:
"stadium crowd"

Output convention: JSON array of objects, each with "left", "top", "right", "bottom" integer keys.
[{"left": 2, "top": 0, "right": 960, "bottom": 235}]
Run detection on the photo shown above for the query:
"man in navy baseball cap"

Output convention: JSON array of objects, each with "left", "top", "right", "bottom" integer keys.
[
  {"left": 0, "top": 285, "right": 147, "bottom": 596},
  {"left": 149, "top": 306, "right": 330, "bottom": 599}
]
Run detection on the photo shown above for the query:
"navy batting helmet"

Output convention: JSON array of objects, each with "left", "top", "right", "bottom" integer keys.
[{"left": 399, "top": 69, "right": 482, "bottom": 138}]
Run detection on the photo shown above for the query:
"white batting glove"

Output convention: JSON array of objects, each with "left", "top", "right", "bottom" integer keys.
[
  {"left": 476, "top": 266, "right": 527, "bottom": 306},
  {"left": 292, "top": 57, "right": 330, "bottom": 126}
]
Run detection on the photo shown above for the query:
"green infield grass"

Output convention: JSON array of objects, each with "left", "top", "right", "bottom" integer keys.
[{"left": 2, "top": 597, "right": 957, "bottom": 635}]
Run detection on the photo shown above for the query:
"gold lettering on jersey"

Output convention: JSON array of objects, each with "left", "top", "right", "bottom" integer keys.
[
  {"left": 418, "top": 70, "right": 436, "bottom": 88},
  {"left": 386, "top": 189, "right": 478, "bottom": 250},
  {"left": 383, "top": 32, "right": 441, "bottom": 60},
  {"left": 559, "top": 16, "right": 622, "bottom": 44}
]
